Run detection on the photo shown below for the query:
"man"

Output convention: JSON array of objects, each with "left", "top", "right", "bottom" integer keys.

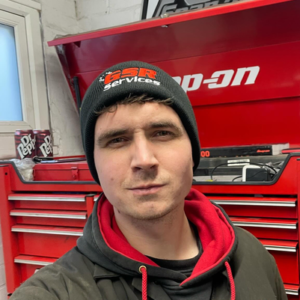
[{"left": 11, "top": 61, "right": 287, "bottom": 300}]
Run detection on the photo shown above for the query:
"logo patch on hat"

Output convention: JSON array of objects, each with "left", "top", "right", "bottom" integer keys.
[
  {"left": 102, "top": 67, "right": 161, "bottom": 91},
  {"left": 99, "top": 71, "right": 112, "bottom": 82}
]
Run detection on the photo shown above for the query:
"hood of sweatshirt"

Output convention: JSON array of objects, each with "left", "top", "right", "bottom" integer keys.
[{"left": 77, "top": 188, "right": 237, "bottom": 291}]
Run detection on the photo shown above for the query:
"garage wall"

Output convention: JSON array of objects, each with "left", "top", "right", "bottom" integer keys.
[{"left": 76, "top": 0, "right": 142, "bottom": 32}]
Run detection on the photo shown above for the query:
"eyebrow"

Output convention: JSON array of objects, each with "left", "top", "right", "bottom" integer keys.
[{"left": 95, "top": 121, "right": 183, "bottom": 146}]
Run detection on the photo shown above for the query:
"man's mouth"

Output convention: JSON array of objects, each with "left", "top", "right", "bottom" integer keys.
[{"left": 128, "top": 184, "right": 165, "bottom": 195}]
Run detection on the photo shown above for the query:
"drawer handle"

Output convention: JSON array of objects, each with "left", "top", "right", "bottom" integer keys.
[
  {"left": 11, "top": 228, "right": 83, "bottom": 236},
  {"left": 14, "top": 258, "right": 53, "bottom": 266},
  {"left": 232, "top": 221, "right": 297, "bottom": 229},
  {"left": 9, "top": 196, "right": 85, "bottom": 202},
  {"left": 285, "top": 289, "right": 299, "bottom": 296},
  {"left": 10, "top": 212, "right": 86, "bottom": 219},
  {"left": 212, "top": 200, "right": 296, "bottom": 207},
  {"left": 211, "top": 199, "right": 296, "bottom": 207},
  {"left": 264, "top": 245, "right": 297, "bottom": 253}
]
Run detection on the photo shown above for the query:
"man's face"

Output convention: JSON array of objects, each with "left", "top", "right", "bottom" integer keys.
[{"left": 94, "top": 102, "right": 194, "bottom": 221}]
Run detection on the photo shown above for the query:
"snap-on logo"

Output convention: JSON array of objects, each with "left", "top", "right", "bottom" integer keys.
[
  {"left": 17, "top": 134, "right": 35, "bottom": 159},
  {"left": 101, "top": 68, "right": 161, "bottom": 91},
  {"left": 39, "top": 136, "right": 52, "bottom": 157},
  {"left": 173, "top": 66, "right": 260, "bottom": 92}
]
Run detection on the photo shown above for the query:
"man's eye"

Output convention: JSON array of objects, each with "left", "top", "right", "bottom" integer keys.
[
  {"left": 155, "top": 131, "right": 173, "bottom": 137},
  {"left": 107, "top": 137, "right": 127, "bottom": 146},
  {"left": 111, "top": 137, "right": 125, "bottom": 143},
  {"left": 157, "top": 131, "right": 168, "bottom": 136}
]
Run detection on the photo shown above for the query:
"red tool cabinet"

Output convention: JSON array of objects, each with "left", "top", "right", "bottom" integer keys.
[{"left": 0, "top": 154, "right": 300, "bottom": 299}]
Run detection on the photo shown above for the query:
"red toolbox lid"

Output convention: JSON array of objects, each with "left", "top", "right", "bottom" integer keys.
[{"left": 48, "top": 0, "right": 300, "bottom": 149}]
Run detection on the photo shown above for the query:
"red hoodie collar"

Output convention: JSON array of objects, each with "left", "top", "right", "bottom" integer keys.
[
  {"left": 183, "top": 189, "right": 235, "bottom": 283},
  {"left": 98, "top": 188, "right": 235, "bottom": 281},
  {"left": 98, "top": 196, "right": 158, "bottom": 267}
]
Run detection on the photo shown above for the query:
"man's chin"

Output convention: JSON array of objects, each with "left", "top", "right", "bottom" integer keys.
[
  {"left": 134, "top": 193, "right": 161, "bottom": 201},
  {"left": 128, "top": 205, "right": 175, "bottom": 222}
]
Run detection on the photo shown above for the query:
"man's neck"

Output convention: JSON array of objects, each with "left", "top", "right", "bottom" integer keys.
[{"left": 113, "top": 205, "right": 199, "bottom": 260}]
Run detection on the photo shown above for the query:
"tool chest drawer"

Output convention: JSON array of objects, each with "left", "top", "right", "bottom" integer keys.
[
  {"left": 12, "top": 225, "right": 83, "bottom": 258},
  {"left": 231, "top": 217, "right": 298, "bottom": 240},
  {"left": 261, "top": 239, "right": 299, "bottom": 285},
  {"left": 210, "top": 196, "right": 297, "bottom": 219},
  {"left": 10, "top": 209, "right": 87, "bottom": 227}
]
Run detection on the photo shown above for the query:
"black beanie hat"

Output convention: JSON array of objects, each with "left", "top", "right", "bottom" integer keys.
[{"left": 80, "top": 61, "right": 200, "bottom": 184}]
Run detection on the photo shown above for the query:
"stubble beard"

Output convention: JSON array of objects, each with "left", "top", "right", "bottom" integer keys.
[
  {"left": 118, "top": 169, "right": 184, "bottom": 223},
  {"left": 121, "top": 190, "right": 184, "bottom": 227}
]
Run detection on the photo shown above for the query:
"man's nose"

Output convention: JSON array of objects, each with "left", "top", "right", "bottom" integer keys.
[{"left": 130, "top": 137, "right": 158, "bottom": 170}]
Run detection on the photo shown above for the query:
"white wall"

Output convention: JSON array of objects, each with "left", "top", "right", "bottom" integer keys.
[
  {"left": 76, "top": 0, "right": 142, "bottom": 32},
  {"left": 0, "top": 1, "right": 143, "bottom": 299}
]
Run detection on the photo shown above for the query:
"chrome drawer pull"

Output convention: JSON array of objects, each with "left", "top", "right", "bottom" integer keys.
[
  {"left": 232, "top": 221, "right": 297, "bottom": 229},
  {"left": 10, "top": 212, "right": 86, "bottom": 219},
  {"left": 11, "top": 228, "right": 83, "bottom": 236},
  {"left": 211, "top": 200, "right": 296, "bottom": 207},
  {"left": 264, "top": 245, "right": 297, "bottom": 253},
  {"left": 14, "top": 258, "right": 53, "bottom": 266},
  {"left": 285, "top": 289, "right": 299, "bottom": 296},
  {"left": 9, "top": 196, "right": 85, "bottom": 202}
]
